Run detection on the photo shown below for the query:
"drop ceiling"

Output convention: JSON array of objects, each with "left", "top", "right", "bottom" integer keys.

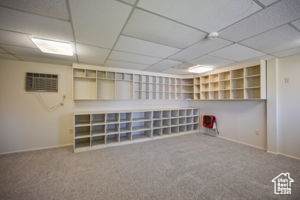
[{"left": 0, "top": 0, "right": 299, "bottom": 74}]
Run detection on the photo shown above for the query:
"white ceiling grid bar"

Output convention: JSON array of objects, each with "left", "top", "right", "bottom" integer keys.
[{"left": 0, "top": 0, "right": 300, "bottom": 74}]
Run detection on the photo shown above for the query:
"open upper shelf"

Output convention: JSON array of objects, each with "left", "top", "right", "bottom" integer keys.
[{"left": 73, "top": 63, "right": 266, "bottom": 101}]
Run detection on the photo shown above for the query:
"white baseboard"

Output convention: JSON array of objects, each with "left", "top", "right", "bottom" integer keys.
[
  {"left": 208, "top": 134, "right": 300, "bottom": 161},
  {"left": 277, "top": 152, "right": 300, "bottom": 160},
  {"left": 0, "top": 143, "right": 72, "bottom": 155},
  {"left": 215, "top": 135, "right": 266, "bottom": 151}
]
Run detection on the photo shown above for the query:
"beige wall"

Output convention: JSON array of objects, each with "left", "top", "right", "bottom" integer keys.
[
  {"left": 1, "top": 56, "right": 299, "bottom": 159},
  {"left": 0, "top": 59, "right": 188, "bottom": 154},
  {"left": 277, "top": 54, "right": 300, "bottom": 158},
  {"left": 188, "top": 100, "right": 267, "bottom": 150}
]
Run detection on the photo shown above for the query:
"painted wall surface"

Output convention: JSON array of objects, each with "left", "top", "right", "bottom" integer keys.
[
  {"left": 277, "top": 54, "right": 300, "bottom": 158},
  {"left": 189, "top": 100, "right": 267, "bottom": 149},
  {"left": 0, "top": 59, "right": 188, "bottom": 154}
]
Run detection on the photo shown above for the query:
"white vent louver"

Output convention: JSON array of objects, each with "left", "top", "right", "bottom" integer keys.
[{"left": 25, "top": 72, "right": 58, "bottom": 92}]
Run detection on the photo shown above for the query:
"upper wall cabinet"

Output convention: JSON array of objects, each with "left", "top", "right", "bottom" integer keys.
[{"left": 72, "top": 63, "right": 266, "bottom": 101}]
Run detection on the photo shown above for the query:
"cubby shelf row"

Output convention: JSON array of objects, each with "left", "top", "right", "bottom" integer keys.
[
  {"left": 73, "top": 64, "right": 266, "bottom": 101},
  {"left": 74, "top": 108, "right": 199, "bottom": 152},
  {"left": 73, "top": 68, "right": 194, "bottom": 100},
  {"left": 193, "top": 65, "right": 265, "bottom": 100}
]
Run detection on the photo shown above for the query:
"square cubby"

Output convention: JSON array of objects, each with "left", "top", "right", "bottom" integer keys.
[
  {"left": 179, "top": 125, "right": 186, "bottom": 132},
  {"left": 179, "top": 109, "right": 186, "bottom": 117},
  {"left": 91, "top": 125, "right": 105, "bottom": 135},
  {"left": 106, "top": 134, "right": 119, "bottom": 144},
  {"left": 120, "top": 122, "right": 131, "bottom": 132},
  {"left": 162, "top": 119, "right": 171, "bottom": 127},
  {"left": 186, "top": 117, "right": 193, "bottom": 124},
  {"left": 153, "top": 111, "right": 162, "bottom": 119},
  {"left": 91, "top": 114, "right": 105, "bottom": 124},
  {"left": 162, "top": 127, "right": 170, "bottom": 135},
  {"left": 120, "top": 132, "right": 131, "bottom": 142},
  {"left": 171, "top": 118, "right": 178, "bottom": 126},
  {"left": 193, "top": 116, "right": 199, "bottom": 123},
  {"left": 186, "top": 109, "right": 193, "bottom": 116},
  {"left": 153, "top": 120, "right": 162, "bottom": 128},
  {"left": 152, "top": 128, "right": 162, "bottom": 137},
  {"left": 75, "top": 114, "right": 90, "bottom": 125},
  {"left": 179, "top": 117, "right": 186, "bottom": 125},
  {"left": 106, "top": 113, "right": 119, "bottom": 123},
  {"left": 120, "top": 112, "right": 131, "bottom": 122},
  {"left": 162, "top": 110, "right": 171, "bottom": 118},
  {"left": 91, "top": 135, "right": 105, "bottom": 146},
  {"left": 75, "top": 126, "right": 90, "bottom": 138},
  {"left": 171, "top": 110, "right": 179, "bottom": 118},
  {"left": 171, "top": 126, "right": 179, "bottom": 134},
  {"left": 106, "top": 123, "right": 119, "bottom": 134}
]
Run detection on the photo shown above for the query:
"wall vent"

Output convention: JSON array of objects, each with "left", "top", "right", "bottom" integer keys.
[{"left": 25, "top": 72, "right": 58, "bottom": 92}]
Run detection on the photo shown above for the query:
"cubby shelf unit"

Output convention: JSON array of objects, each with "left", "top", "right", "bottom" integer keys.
[
  {"left": 192, "top": 64, "right": 266, "bottom": 100},
  {"left": 73, "top": 108, "right": 200, "bottom": 152},
  {"left": 73, "top": 63, "right": 266, "bottom": 101},
  {"left": 73, "top": 67, "right": 194, "bottom": 101}
]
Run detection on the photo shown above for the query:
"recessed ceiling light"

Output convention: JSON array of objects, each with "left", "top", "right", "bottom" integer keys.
[
  {"left": 31, "top": 37, "right": 74, "bottom": 56},
  {"left": 188, "top": 65, "right": 213, "bottom": 73}
]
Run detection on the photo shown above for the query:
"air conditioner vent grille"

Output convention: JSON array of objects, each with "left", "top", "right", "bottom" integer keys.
[{"left": 25, "top": 72, "right": 58, "bottom": 92}]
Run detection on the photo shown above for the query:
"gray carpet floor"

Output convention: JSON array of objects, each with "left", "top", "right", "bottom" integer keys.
[{"left": 0, "top": 133, "right": 299, "bottom": 200}]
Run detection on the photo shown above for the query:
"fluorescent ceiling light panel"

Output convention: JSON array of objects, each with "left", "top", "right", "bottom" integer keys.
[
  {"left": 31, "top": 37, "right": 73, "bottom": 56},
  {"left": 188, "top": 65, "right": 213, "bottom": 73}
]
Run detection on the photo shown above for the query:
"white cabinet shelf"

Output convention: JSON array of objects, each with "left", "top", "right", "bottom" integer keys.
[
  {"left": 73, "top": 108, "right": 200, "bottom": 152},
  {"left": 193, "top": 63, "right": 266, "bottom": 100},
  {"left": 73, "top": 63, "right": 266, "bottom": 101}
]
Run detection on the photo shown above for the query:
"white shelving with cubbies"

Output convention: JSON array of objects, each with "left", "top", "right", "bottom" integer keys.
[{"left": 73, "top": 108, "right": 200, "bottom": 152}]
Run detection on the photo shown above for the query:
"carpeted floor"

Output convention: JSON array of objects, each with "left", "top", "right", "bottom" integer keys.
[{"left": 0, "top": 133, "right": 299, "bottom": 200}]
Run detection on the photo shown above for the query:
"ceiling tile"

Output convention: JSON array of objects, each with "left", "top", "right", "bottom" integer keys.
[
  {"left": 18, "top": 56, "right": 74, "bottom": 65},
  {"left": 241, "top": 25, "right": 300, "bottom": 53},
  {"left": 0, "top": 7, "right": 73, "bottom": 41},
  {"left": 190, "top": 55, "right": 234, "bottom": 67},
  {"left": 109, "top": 50, "right": 161, "bottom": 65},
  {"left": 0, "top": 30, "right": 36, "bottom": 48},
  {"left": 147, "top": 59, "right": 182, "bottom": 72},
  {"left": 138, "top": 0, "right": 261, "bottom": 32},
  {"left": 161, "top": 68, "right": 189, "bottom": 75},
  {"left": 170, "top": 38, "right": 231, "bottom": 62},
  {"left": 76, "top": 44, "right": 110, "bottom": 66},
  {"left": 69, "top": 0, "right": 132, "bottom": 48},
  {"left": 115, "top": 35, "right": 180, "bottom": 58},
  {"left": 209, "top": 44, "right": 265, "bottom": 61},
  {"left": 0, "top": 44, "right": 76, "bottom": 61},
  {"left": 291, "top": 19, "right": 300, "bottom": 30},
  {"left": 123, "top": 9, "right": 206, "bottom": 49},
  {"left": 272, "top": 47, "right": 300, "bottom": 58},
  {"left": 0, "top": 45, "right": 42, "bottom": 57},
  {"left": 0, "top": 0, "right": 69, "bottom": 20},
  {"left": 106, "top": 60, "right": 149, "bottom": 70},
  {"left": 120, "top": 0, "right": 136, "bottom": 5},
  {"left": 221, "top": 0, "right": 300, "bottom": 42},
  {"left": 257, "top": 0, "right": 279, "bottom": 6},
  {"left": 0, "top": 53, "right": 17, "bottom": 60}
]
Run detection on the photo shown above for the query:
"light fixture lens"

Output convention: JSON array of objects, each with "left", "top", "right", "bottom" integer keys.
[
  {"left": 31, "top": 37, "right": 73, "bottom": 56},
  {"left": 188, "top": 65, "right": 213, "bottom": 73}
]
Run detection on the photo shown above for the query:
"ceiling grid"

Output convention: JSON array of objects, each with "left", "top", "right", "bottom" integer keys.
[{"left": 0, "top": 0, "right": 299, "bottom": 74}]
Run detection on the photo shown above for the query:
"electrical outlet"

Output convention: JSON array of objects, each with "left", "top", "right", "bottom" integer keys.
[{"left": 255, "top": 130, "right": 260, "bottom": 136}]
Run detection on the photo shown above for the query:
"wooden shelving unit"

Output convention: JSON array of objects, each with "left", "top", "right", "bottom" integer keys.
[
  {"left": 193, "top": 64, "right": 266, "bottom": 100},
  {"left": 73, "top": 68, "right": 194, "bottom": 101},
  {"left": 73, "top": 108, "right": 200, "bottom": 152},
  {"left": 73, "top": 63, "right": 266, "bottom": 101}
]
